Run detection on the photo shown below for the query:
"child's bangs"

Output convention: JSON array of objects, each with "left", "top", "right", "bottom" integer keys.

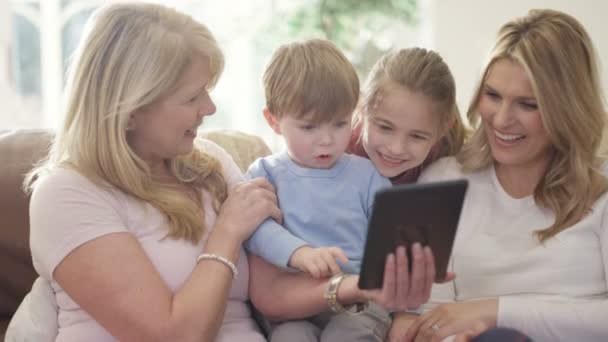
[{"left": 290, "top": 81, "right": 358, "bottom": 123}]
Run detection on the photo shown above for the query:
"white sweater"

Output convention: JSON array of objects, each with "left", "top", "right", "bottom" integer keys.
[{"left": 418, "top": 157, "right": 608, "bottom": 342}]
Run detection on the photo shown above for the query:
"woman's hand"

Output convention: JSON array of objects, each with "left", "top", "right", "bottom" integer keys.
[
  {"left": 405, "top": 299, "right": 498, "bottom": 342},
  {"left": 214, "top": 177, "right": 282, "bottom": 242},
  {"left": 340, "top": 244, "right": 454, "bottom": 312},
  {"left": 453, "top": 321, "right": 492, "bottom": 342},
  {"left": 387, "top": 312, "right": 418, "bottom": 342}
]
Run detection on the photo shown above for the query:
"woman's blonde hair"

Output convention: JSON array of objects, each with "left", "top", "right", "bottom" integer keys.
[
  {"left": 25, "top": 3, "right": 227, "bottom": 244},
  {"left": 263, "top": 38, "right": 359, "bottom": 123},
  {"left": 459, "top": 9, "right": 608, "bottom": 241},
  {"left": 355, "top": 47, "right": 467, "bottom": 157}
]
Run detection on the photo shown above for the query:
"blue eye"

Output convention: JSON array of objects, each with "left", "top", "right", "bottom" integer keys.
[
  {"left": 334, "top": 121, "right": 348, "bottom": 128},
  {"left": 520, "top": 102, "right": 538, "bottom": 110},
  {"left": 412, "top": 134, "right": 428, "bottom": 140},
  {"left": 376, "top": 123, "right": 392, "bottom": 131},
  {"left": 485, "top": 90, "right": 500, "bottom": 99}
]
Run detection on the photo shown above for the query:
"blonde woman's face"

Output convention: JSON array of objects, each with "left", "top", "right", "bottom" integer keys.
[
  {"left": 129, "top": 57, "right": 216, "bottom": 169},
  {"left": 362, "top": 85, "right": 441, "bottom": 178},
  {"left": 478, "top": 58, "right": 552, "bottom": 173}
]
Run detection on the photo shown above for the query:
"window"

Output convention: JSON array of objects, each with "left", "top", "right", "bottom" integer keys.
[{"left": 2, "top": 0, "right": 427, "bottom": 150}]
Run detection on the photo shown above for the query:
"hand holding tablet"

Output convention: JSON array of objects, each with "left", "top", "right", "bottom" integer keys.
[{"left": 358, "top": 179, "right": 468, "bottom": 289}]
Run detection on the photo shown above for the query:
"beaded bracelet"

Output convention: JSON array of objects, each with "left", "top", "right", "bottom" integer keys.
[{"left": 196, "top": 253, "right": 238, "bottom": 280}]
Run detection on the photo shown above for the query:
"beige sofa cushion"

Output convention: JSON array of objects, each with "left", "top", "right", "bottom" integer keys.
[{"left": 201, "top": 129, "right": 272, "bottom": 172}]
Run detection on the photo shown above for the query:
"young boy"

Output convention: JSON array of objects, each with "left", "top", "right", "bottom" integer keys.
[{"left": 245, "top": 39, "right": 392, "bottom": 341}]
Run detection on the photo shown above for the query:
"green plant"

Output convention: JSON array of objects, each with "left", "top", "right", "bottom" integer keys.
[
  {"left": 259, "top": 0, "right": 418, "bottom": 77},
  {"left": 286, "top": 0, "right": 417, "bottom": 50}
]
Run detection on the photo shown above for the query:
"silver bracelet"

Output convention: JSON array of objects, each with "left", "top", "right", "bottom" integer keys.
[{"left": 196, "top": 253, "right": 238, "bottom": 280}]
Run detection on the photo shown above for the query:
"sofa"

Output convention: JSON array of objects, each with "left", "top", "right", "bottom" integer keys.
[{"left": 0, "top": 128, "right": 272, "bottom": 340}]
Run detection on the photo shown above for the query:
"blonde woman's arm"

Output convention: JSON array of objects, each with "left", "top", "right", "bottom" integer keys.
[
  {"left": 249, "top": 244, "right": 437, "bottom": 321},
  {"left": 31, "top": 170, "right": 280, "bottom": 342}
]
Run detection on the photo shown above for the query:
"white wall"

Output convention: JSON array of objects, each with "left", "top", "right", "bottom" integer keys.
[{"left": 429, "top": 0, "right": 608, "bottom": 115}]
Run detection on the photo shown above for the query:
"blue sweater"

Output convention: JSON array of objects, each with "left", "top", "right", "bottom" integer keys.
[{"left": 245, "top": 151, "right": 391, "bottom": 274}]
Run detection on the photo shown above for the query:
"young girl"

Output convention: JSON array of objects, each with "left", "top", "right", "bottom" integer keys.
[
  {"left": 348, "top": 47, "right": 467, "bottom": 185},
  {"left": 347, "top": 47, "right": 467, "bottom": 341}
]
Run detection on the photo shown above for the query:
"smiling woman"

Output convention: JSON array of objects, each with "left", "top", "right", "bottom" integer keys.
[
  {"left": 393, "top": 9, "right": 608, "bottom": 342},
  {"left": 127, "top": 57, "right": 217, "bottom": 172},
  {"left": 478, "top": 58, "right": 553, "bottom": 192},
  {"left": 16, "top": 4, "right": 280, "bottom": 341}
]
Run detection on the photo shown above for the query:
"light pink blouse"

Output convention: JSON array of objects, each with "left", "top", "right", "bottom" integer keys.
[{"left": 29, "top": 139, "right": 265, "bottom": 341}]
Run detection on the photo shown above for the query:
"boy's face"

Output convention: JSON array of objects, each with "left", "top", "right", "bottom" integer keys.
[{"left": 264, "top": 109, "right": 352, "bottom": 169}]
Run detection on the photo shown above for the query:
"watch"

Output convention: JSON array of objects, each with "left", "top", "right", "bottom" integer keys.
[{"left": 324, "top": 273, "right": 368, "bottom": 315}]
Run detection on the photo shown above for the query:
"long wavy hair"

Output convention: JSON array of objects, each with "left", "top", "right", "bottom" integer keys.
[
  {"left": 24, "top": 3, "right": 228, "bottom": 244},
  {"left": 459, "top": 9, "right": 608, "bottom": 241},
  {"left": 354, "top": 47, "right": 467, "bottom": 157}
]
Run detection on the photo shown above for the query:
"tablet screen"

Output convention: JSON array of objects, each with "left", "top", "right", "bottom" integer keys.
[{"left": 358, "top": 179, "right": 468, "bottom": 289}]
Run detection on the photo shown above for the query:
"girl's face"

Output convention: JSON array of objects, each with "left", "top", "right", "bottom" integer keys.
[
  {"left": 362, "top": 85, "right": 442, "bottom": 178},
  {"left": 478, "top": 58, "right": 552, "bottom": 174}
]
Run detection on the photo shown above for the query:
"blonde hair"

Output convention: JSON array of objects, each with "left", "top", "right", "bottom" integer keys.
[
  {"left": 25, "top": 3, "right": 228, "bottom": 244},
  {"left": 356, "top": 48, "right": 466, "bottom": 157},
  {"left": 459, "top": 9, "right": 608, "bottom": 241},
  {"left": 263, "top": 38, "right": 359, "bottom": 123}
]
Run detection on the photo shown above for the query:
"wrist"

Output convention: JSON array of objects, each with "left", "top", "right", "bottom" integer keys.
[
  {"left": 210, "top": 222, "right": 245, "bottom": 245},
  {"left": 326, "top": 273, "right": 367, "bottom": 314},
  {"left": 392, "top": 311, "right": 420, "bottom": 319},
  {"left": 484, "top": 298, "right": 499, "bottom": 327},
  {"left": 204, "top": 227, "right": 242, "bottom": 260},
  {"left": 196, "top": 253, "right": 238, "bottom": 279},
  {"left": 288, "top": 245, "right": 311, "bottom": 268},
  {"left": 335, "top": 274, "right": 365, "bottom": 306}
]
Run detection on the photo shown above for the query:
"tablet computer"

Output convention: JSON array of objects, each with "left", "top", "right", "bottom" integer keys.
[{"left": 358, "top": 179, "right": 468, "bottom": 289}]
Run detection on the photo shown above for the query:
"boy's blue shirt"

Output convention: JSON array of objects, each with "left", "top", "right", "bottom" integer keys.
[{"left": 244, "top": 151, "right": 391, "bottom": 274}]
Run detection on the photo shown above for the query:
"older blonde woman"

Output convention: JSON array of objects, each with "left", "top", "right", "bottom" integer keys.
[{"left": 23, "top": 3, "right": 282, "bottom": 341}]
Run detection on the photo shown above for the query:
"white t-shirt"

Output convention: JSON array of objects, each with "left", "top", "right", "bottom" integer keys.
[
  {"left": 419, "top": 157, "right": 608, "bottom": 342},
  {"left": 29, "top": 139, "right": 263, "bottom": 341}
]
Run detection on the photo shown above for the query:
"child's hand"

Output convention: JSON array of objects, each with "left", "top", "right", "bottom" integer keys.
[{"left": 288, "top": 246, "right": 349, "bottom": 278}]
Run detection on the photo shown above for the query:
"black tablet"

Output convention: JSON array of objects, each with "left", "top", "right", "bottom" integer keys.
[{"left": 358, "top": 179, "right": 468, "bottom": 289}]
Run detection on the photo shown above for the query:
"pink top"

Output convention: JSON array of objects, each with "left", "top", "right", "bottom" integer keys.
[{"left": 29, "top": 139, "right": 264, "bottom": 341}]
